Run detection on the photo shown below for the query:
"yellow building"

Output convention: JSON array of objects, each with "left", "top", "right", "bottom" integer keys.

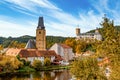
[{"left": 36, "top": 17, "right": 46, "bottom": 50}]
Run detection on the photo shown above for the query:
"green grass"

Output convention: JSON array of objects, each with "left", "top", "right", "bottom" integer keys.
[
  {"left": 40, "top": 65, "right": 70, "bottom": 71},
  {"left": 18, "top": 66, "right": 36, "bottom": 72}
]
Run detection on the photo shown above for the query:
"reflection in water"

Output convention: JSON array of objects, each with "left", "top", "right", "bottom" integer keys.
[{"left": 0, "top": 70, "right": 72, "bottom": 80}]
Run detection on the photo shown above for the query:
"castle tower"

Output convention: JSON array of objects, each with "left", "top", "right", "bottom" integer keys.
[
  {"left": 94, "top": 28, "right": 102, "bottom": 40},
  {"left": 76, "top": 28, "right": 80, "bottom": 36},
  {"left": 36, "top": 17, "right": 46, "bottom": 50},
  {"left": 95, "top": 28, "right": 99, "bottom": 34}
]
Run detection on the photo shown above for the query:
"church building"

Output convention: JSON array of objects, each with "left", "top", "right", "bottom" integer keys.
[{"left": 6, "top": 17, "right": 63, "bottom": 64}]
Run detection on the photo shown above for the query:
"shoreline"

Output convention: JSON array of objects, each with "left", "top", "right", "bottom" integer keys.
[{"left": 0, "top": 65, "right": 70, "bottom": 76}]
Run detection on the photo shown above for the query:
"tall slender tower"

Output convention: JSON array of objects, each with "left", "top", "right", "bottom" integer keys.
[{"left": 36, "top": 17, "right": 46, "bottom": 50}]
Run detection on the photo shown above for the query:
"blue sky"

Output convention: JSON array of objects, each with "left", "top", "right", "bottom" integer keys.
[{"left": 0, "top": 0, "right": 120, "bottom": 37}]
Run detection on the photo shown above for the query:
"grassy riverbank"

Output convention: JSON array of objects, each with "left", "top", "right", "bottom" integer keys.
[
  {"left": 18, "top": 65, "right": 70, "bottom": 72},
  {"left": 0, "top": 65, "right": 70, "bottom": 76}
]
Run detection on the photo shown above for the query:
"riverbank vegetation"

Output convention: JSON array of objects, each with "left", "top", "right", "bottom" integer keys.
[
  {"left": 0, "top": 55, "right": 23, "bottom": 73},
  {"left": 0, "top": 54, "right": 70, "bottom": 75}
]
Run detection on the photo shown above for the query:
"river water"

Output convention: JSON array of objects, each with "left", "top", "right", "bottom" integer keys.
[{"left": 0, "top": 70, "right": 72, "bottom": 80}]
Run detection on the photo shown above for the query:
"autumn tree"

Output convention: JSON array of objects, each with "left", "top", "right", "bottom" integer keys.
[
  {"left": 65, "top": 38, "right": 95, "bottom": 54},
  {"left": 64, "top": 38, "right": 76, "bottom": 53},
  {"left": 97, "top": 15, "right": 120, "bottom": 56},
  {"left": 97, "top": 15, "right": 120, "bottom": 79},
  {"left": 70, "top": 57, "right": 107, "bottom": 80},
  {"left": 8, "top": 41, "right": 26, "bottom": 48},
  {"left": 44, "top": 58, "right": 51, "bottom": 66},
  {"left": 75, "top": 40, "right": 87, "bottom": 54},
  {"left": 0, "top": 45, "right": 3, "bottom": 50},
  {"left": 32, "top": 59, "right": 42, "bottom": 70},
  {"left": 0, "top": 55, "right": 23, "bottom": 72}
]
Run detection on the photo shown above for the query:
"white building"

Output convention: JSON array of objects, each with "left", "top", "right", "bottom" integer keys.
[
  {"left": 50, "top": 43, "right": 74, "bottom": 62},
  {"left": 76, "top": 28, "right": 102, "bottom": 40}
]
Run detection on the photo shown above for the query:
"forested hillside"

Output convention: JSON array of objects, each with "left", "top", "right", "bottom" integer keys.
[
  {"left": 87, "top": 26, "right": 120, "bottom": 33},
  {"left": 0, "top": 25, "right": 119, "bottom": 50},
  {"left": 0, "top": 35, "right": 67, "bottom": 49}
]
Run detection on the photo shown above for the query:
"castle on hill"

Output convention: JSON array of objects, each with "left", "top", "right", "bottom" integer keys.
[
  {"left": 75, "top": 15, "right": 117, "bottom": 41},
  {"left": 76, "top": 27, "right": 102, "bottom": 40}
]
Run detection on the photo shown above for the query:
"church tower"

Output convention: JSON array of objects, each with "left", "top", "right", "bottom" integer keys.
[{"left": 36, "top": 17, "right": 46, "bottom": 50}]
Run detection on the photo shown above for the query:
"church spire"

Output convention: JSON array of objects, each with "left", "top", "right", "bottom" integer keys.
[{"left": 37, "top": 17, "right": 45, "bottom": 29}]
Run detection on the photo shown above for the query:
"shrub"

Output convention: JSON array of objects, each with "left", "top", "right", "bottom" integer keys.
[
  {"left": 32, "top": 59, "right": 42, "bottom": 70},
  {"left": 44, "top": 58, "right": 51, "bottom": 66},
  {"left": 25, "top": 61, "right": 31, "bottom": 66}
]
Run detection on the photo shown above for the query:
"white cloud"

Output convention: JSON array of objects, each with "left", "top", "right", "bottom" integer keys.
[
  {"left": 0, "top": 16, "right": 35, "bottom": 37},
  {"left": 90, "top": 0, "right": 120, "bottom": 25},
  {"left": 1, "top": 0, "right": 120, "bottom": 37},
  {"left": 78, "top": 10, "right": 103, "bottom": 31},
  {"left": 3, "top": 0, "right": 60, "bottom": 14},
  {"left": 30, "top": 0, "right": 60, "bottom": 10}
]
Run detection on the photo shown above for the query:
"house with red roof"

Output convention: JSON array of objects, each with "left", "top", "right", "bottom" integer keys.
[{"left": 6, "top": 48, "right": 63, "bottom": 64}]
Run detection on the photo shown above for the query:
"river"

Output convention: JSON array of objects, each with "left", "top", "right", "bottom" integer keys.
[{"left": 0, "top": 70, "right": 72, "bottom": 80}]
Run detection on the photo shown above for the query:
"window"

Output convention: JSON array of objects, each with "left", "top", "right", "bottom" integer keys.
[{"left": 39, "top": 31, "right": 41, "bottom": 34}]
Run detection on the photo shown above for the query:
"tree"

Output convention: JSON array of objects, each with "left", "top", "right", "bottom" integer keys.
[
  {"left": 70, "top": 57, "right": 107, "bottom": 80},
  {"left": 0, "top": 45, "right": 3, "bottom": 50},
  {"left": 8, "top": 41, "right": 26, "bottom": 48},
  {"left": 97, "top": 15, "right": 120, "bottom": 79},
  {"left": 75, "top": 40, "right": 87, "bottom": 54},
  {"left": 64, "top": 38, "right": 76, "bottom": 53},
  {"left": 32, "top": 59, "right": 42, "bottom": 70},
  {"left": 44, "top": 58, "right": 51, "bottom": 66},
  {"left": 65, "top": 38, "right": 95, "bottom": 54},
  {"left": 0, "top": 55, "right": 23, "bottom": 72}
]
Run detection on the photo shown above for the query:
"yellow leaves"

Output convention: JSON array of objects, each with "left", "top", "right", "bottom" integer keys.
[
  {"left": 70, "top": 57, "right": 106, "bottom": 79},
  {"left": 44, "top": 57, "right": 51, "bottom": 66},
  {"left": 8, "top": 41, "right": 26, "bottom": 48},
  {"left": 32, "top": 59, "right": 42, "bottom": 70},
  {"left": 0, "top": 55, "right": 23, "bottom": 72},
  {"left": 64, "top": 38, "right": 76, "bottom": 53},
  {"left": 0, "top": 45, "right": 3, "bottom": 50}
]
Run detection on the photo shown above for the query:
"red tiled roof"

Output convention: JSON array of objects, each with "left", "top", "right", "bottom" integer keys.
[
  {"left": 5, "top": 48, "right": 63, "bottom": 62},
  {"left": 58, "top": 44, "right": 71, "bottom": 49},
  {"left": 98, "top": 57, "right": 110, "bottom": 67},
  {"left": 19, "top": 49, "right": 57, "bottom": 58},
  {"left": 55, "top": 55, "right": 63, "bottom": 61},
  {"left": 19, "top": 49, "right": 37, "bottom": 57}
]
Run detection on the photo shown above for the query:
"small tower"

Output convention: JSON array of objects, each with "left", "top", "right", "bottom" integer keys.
[
  {"left": 36, "top": 17, "right": 46, "bottom": 50},
  {"left": 95, "top": 28, "right": 99, "bottom": 34},
  {"left": 94, "top": 28, "right": 102, "bottom": 40},
  {"left": 76, "top": 27, "right": 80, "bottom": 36}
]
